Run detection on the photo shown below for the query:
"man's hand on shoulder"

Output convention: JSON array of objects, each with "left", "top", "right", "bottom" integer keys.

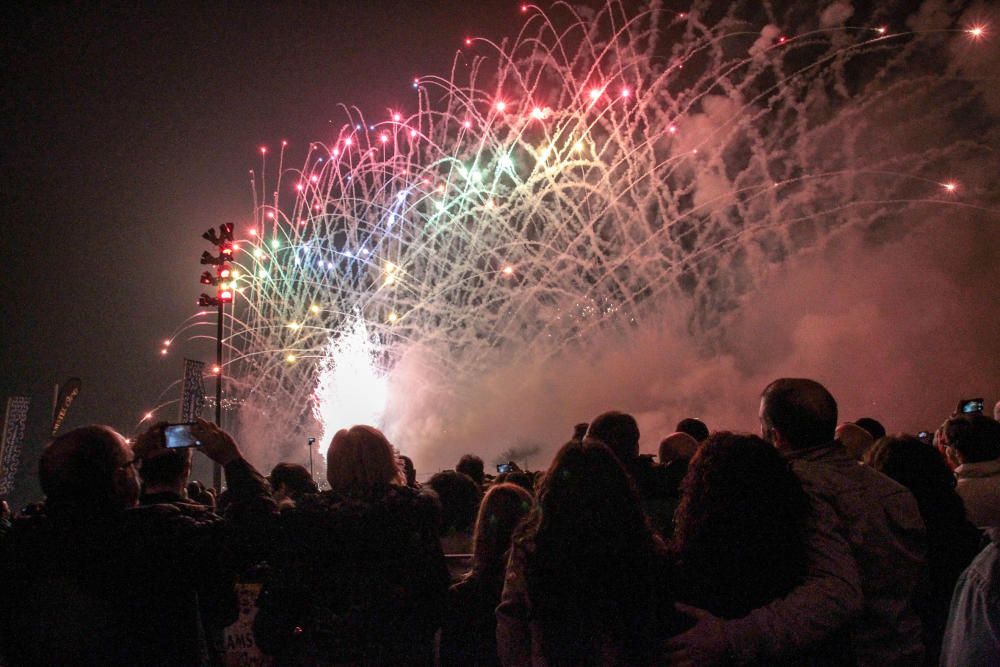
[{"left": 665, "top": 603, "right": 728, "bottom": 666}]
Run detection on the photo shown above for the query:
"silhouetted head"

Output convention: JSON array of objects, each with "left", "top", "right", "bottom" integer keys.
[
  {"left": 269, "top": 462, "right": 318, "bottom": 500},
  {"left": 944, "top": 413, "right": 1000, "bottom": 464},
  {"left": 456, "top": 454, "right": 485, "bottom": 486},
  {"left": 675, "top": 417, "right": 709, "bottom": 443},
  {"left": 398, "top": 454, "right": 417, "bottom": 487},
  {"left": 760, "top": 378, "right": 838, "bottom": 451},
  {"left": 853, "top": 417, "right": 886, "bottom": 442},
  {"left": 835, "top": 422, "right": 875, "bottom": 461},
  {"left": 468, "top": 483, "right": 532, "bottom": 579},
  {"left": 658, "top": 431, "right": 699, "bottom": 464},
  {"left": 138, "top": 447, "right": 192, "bottom": 492},
  {"left": 572, "top": 422, "right": 589, "bottom": 440},
  {"left": 40, "top": 425, "right": 140, "bottom": 518},
  {"left": 585, "top": 410, "right": 640, "bottom": 462},
  {"left": 427, "top": 470, "right": 481, "bottom": 533},
  {"left": 326, "top": 425, "right": 403, "bottom": 496},
  {"left": 516, "top": 440, "right": 661, "bottom": 665},
  {"left": 673, "top": 431, "right": 811, "bottom": 613}
]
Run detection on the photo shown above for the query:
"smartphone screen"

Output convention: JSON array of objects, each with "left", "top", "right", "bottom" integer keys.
[
  {"left": 164, "top": 423, "right": 201, "bottom": 448},
  {"left": 961, "top": 399, "right": 984, "bottom": 414}
]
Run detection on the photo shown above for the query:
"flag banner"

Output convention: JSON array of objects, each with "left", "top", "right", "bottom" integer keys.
[
  {"left": 1, "top": 396, "right": 32, "bottom": 495},
  {"left": 50, "top": 377, "right": 82, "bottom": 436},
  {"left": 181, "top": 359, "right": 207, "bottom": 422}
]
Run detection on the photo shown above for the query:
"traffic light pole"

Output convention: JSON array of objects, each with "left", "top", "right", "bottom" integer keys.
[
  {"left": 213, "top": 300, "right": 223, "bottom": 491},
  {"left": 199, "top": 222, "right": 235, "bottom": 492}
]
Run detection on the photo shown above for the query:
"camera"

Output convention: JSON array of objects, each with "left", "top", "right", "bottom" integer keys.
[
  {"left": 497, "top": 462, "right": 513, "bottom": 474},
  {"left": 164, "top": 423, "right": 202, "bottom": 449},
  {"left": 307, "top": 437, "right": 316, "bottom": 445}
]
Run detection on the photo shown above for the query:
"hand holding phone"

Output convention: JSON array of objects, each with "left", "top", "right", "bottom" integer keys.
[{"left": 190, "top": 418, "right": 241, "bottom": 466}]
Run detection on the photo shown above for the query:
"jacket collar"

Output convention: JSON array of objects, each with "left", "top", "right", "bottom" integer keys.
[{"left": 955, "top": 457, "right": 1000, "bottom": 479}]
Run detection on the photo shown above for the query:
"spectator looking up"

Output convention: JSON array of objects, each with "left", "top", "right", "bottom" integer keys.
[
  {"left": 268, "top": 462, "right": 318, "bottom": 510},
  {"left": 836, "top": 422, "right": 875, "bottom": 461},
  {"left": 497, "top": 440, "right": 677, "bottom": 666},
  {"left": 854, "top": 417, "right": 887, "bottom": 442},
  {"left": 440, "top": 483, "right": 532, "bottom": 667},
  {"left": 587, "top": 410, "right": 673, "bottom": 534},
  {"left": 942, "top": 413, "right": 1000, "bottom": 529},
  {"left": 675, "top": 417, "right": 709, "bottom": 443},
  {"left": 669, "top": 378, "right": 925, "bottom": 665},
  {"left": 866, "top": 435, "right": 983, "bottom": 665},
  {"left": 0, "top": 420, "right": 274, "bottom": 666},
  {"left": 254, "top": 425, "right": 449, "bottom": 665},
  {"left": 427, "top": 470, "right": 481, "bottom": 552},
  {"left": 457, "top": 454, "right": 487, "bottom": 487}
]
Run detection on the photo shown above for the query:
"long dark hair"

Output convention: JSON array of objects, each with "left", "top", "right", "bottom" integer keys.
[
  {"left": 672, "top": 432, "right": 811, "bottom": 617},
  {"left": 514, "top": 440, "right": 664, "bottom": 666},
  {"left": 467, "top": 483, "right": 532, "bottom": 581}
]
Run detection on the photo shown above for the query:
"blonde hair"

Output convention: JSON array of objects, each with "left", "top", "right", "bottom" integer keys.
[{"left": 326, "top": 425, "right": 403, "bottom": 495}]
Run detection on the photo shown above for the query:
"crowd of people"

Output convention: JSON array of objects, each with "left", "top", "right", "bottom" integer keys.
[{"left": 1, "top": 378, "right": 999, "bottom": 666}]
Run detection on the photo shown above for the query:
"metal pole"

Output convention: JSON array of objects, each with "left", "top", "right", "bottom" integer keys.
[{"left": 213, "top": 300, "right": 223, "bottom": 491}]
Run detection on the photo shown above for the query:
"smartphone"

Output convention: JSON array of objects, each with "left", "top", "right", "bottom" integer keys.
[
  {"left": 164, "top": 423, "right": 202, "bottom": 448},
  {"left": 497, "top": 462, "right": 513, "bottom": 474},
  {"left": 958, "top": 398, "right": 984, "bottom": 414},
  {"left": 917, "top": 431, "right": 930, "bottom": 443}
]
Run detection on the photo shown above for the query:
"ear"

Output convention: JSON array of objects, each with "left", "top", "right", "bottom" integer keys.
[
  {"left": 113, "top": 465, "right": 140, "bottom": 507},
  {"left": 769, "top": 427, "right": 792, "bottom": 452}
]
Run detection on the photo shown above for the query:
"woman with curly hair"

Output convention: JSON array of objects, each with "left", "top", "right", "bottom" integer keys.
[
  {"left": 670, "top": 432, "right": 813, "bottom": 619},
  {"left": 496, "top": 440, "right": 679, "bottom": 666}
]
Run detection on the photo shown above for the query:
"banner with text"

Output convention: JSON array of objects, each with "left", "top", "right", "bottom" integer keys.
[
  {"left": 181, "top": 359, "right": 207, "bottom": 422},
  {"left": 1, "top": 396, "right": 32, "bottom": 495},
  {"left": 50, "top": 377, "right": 82, "bottom": 436}
]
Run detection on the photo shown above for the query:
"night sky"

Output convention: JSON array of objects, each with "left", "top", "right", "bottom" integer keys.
[{"left": 1, "top": 0, "right": 519, "bottom": 434}]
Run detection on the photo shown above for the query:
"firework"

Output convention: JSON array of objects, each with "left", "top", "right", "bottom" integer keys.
[{"left": 162, "top": 1, "right": 995, "bottom": 466}]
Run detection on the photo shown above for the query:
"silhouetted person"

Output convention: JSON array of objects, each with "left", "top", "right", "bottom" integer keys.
[
  {"left": 268, "top": 462, "right": 318, "bottom": 509},
  {"left": 941, "top": 413, "right": 1000, "bottom": 529},
  {"left": 457, "top": 454, "right": 486, "bottom": 487},
  {"left": 675, "top": 417, "right": 709, "bottom": 443},
  {"left": 399, "top": 454, "right": 418, "bottom": 487},
  {"left": 254, "top": 425, "right": 448, "bottom": 665},
  {"left": 0, "top": 420, "right": 274, "bottom": 666},
  {"left": 669, "top": 432, "right": 848, "bottom": 662},
  {"left": 854, "top": 417, "right": 887, "bottom": 442},
  {"left": 669, "top": 378, "right": 925, "bottom": 665},
  {"left": 836, "top": 422, "right": 875, "bottom": 461},
  {"left": 440, "top": 483, "right": 532, "bottom": 667},
  {"left": 572, "top": 422, "right": 589, "bottom": 440},
  {"left": 940, "top": 528, "right": 1000, "bottom": 665},
  {"left": 866, "top": 435, "right": 983, "bottom": 665},
  {"left": 587, "top": 410, "right": 673, "bottom": 535},
  {"left": 497, "top": 441, "right": 678, "bottom": 666}
]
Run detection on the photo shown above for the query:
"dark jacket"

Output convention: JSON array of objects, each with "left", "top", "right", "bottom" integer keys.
[
  {"left": 0, "top": 458, "right": 274, "bottom": 667},
  {"left": 254, "top": 485, "right": 449, "bottom": 666},
  {"left": 439, "top": 573, "right": 505, "bottom": 667}
]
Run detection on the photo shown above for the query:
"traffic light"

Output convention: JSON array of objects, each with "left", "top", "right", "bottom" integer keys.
[{"left": 199, "top": 223, "right": 237, "bottom": 304}]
